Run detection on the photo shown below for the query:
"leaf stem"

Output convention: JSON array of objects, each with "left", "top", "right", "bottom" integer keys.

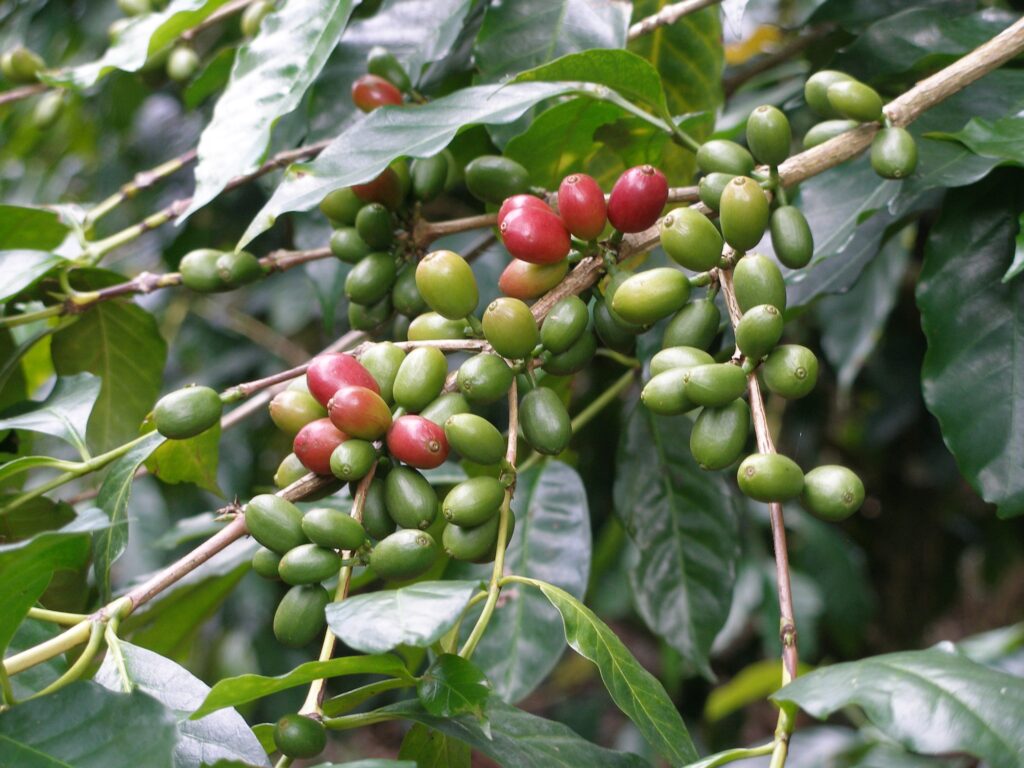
[
  {"left": 28, "top": 620, "right": 103, "bottom": 700},
  {"left": 0, "top": 304, "right": 65, "bottom": 329},
  {"left": 696, "top": 742, "right": 776, "bottom": 767},
  {"left": 322, "top": 710, "right": 401, "bottom": 731},
  {"left": 26, "top": 607, "right": 89, "bottom": 626}
]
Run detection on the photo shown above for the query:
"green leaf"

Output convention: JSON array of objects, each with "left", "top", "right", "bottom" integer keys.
[
  {"left": 94, "top": 641, "right": 270, "bottom": 768},
  {"left": 380, "top": 698, "right": 650, "bottom": 768},
  {"left": 191, "top": 654, "right": 412, "bottom": 719},
  {"left": 928, "top": 115, "right": 1024, "bottom": 167},
  {"left": 6, "top": 618, "right": 65, "bottom": 700},
  {"left": 614, "top": 403, "right": 740, "bottom": 678},
  {"left": 918, "top": 174, "right": 1024, "bottom": 517},
  {"left": 0, "top": 682, "right": 178, "bottom": 767},
  {"left": 474, "top": 0, "right": 630, "bottom": 83},
  {"left": 145, "top": 422, "right": 223, "bottom": 495},
  {"left": 773, "top": 647, "right": 1024, "bottom": 768},
  {"left": 182, "top": 0, "right": 359, "bottom": 219},
  {"left": 92, "top": 431, "right": 167, "bottom": 599},
  {"left": 0, "top": 204, "right": 69, "bottom": 250},
  {"left": 240, "top": 81, "right": 584, "bottom": 246},
  {"left": 0, "top": 250, "right": 66, "bottom": 303},
  {"left": 417, "top": 654, "right": 490, "bottom": 719},
  {"left": 184, "top": 45, "right": 237, "bottom": 109},
  {"left": 0, "top": 495, "right": 74, "bottom": 545},
  {"left": 398, "top": 724, "right": 471, "bottom": 768},
  {"left": 531, "top": 579, "right": 698, "bottom": 765},
  {"left": 449, "top": 461, "right": 592, "bottom": 703},
  {"left": 326, "top": 580, "right": 481, "bottom": 654},
  {"left": 704, "top": 659, "right": 812, "bottom": 723},
  {"left": 0, "top": 372, "right": 100, "bottom": 457}
]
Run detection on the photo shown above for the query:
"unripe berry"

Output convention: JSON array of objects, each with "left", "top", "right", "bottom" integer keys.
[
  {"left": 607, "top": 165, "right": 668, "bottom": 233},
  {"left": 498, "top": 259, "right": 569, "bottom": 300}
]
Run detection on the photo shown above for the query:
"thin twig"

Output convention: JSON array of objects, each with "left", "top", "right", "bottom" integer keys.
[
  {"left": 0, "top": 82, "right": 47, "bottom": 107},
  {"left": 628, "top": 0, "right": 723, "bottom": 41}
]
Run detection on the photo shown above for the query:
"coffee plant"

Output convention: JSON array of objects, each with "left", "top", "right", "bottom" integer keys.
[{"left": 2, "top": 1, "right": 1024, "bottom": 767}]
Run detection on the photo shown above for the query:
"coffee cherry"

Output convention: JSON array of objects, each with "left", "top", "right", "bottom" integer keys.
[
  {"left": 443, "top": 516, "right": 503, "bottom": 562},
  {"left": 352, "top": 74, "right": 403, "bottom": 112},
  {"left": 32, "top": 91, "right": 64, "bottom": 129},
  {"left": 330, "top": 228, "right": 371, "bottom": 265},
  {"left": 607, "top": 165, "right": 668, "bottom": 233},
  {"left": 302, "top": 507, "right": 366, "bottom": 550},
  {"left": 660, "top": 208, "right": 723, "bottom": 272},
  {"left": 804, "top": 70, "right": 854, "bottom": 118},
  {"left": 498, "top": 258, "right": 568, "bottom": 299},
  {"left": 166, "top": 46, "right": 199, "bottom": 82},
  {"left": 273, "top": 584, "right": 330, "bottom": 648},
  {"left": 641, "top": 368, "right": 695, "bottom": 415},
  {"left": 387, "top": 415, "right": 449, "bottom": 469},
  {"left": 180, "top": 249, "right": 228, "bottom": 293},
  {"left": 363, "top": 479, "right": 395, "bottom": 540},
  {"left": 274, "top": 453, "right": 307, "bottom": 489},
  {"left": 153, "top": 385, "right": 222, "bottom": 439},
  {"left": 216, "top": 250, "right": 264, "bottom": 287},
  {"left": 649, "top": 346, "right": 714, "bottom": 377},
  {"left": 826, "top": 81, "right": 883, "bottom": 123},
  {"left": 354, "top": 203, "right": 394, "bottom": 249},
  {"left": 871, "top": 127, "right": 918, "bottom": 179},
  {"left": 270, "top": 390, "right": 327, "bottom": 436},
  {"left": 500, "top": 206, "right": 571, "bottom": 265},
  {"left": 329, "top": 439, "right": 377, "bottom": 481},
  {"left": 240, "top": 0, "right": 273, "bottom": 36},
  {"left": 664, "top": 300, "right": 721, "bottom": 350},
  {"left": 611, "top": 268, "right": 691, "bottom": 326},
  {"left": 444, "top": 413, "right": 506, "bottom": 465},
  {"left": 352, "top": 167, "right": 404, "bottom": 210},
  {"left": 392, "top": 265, "right": 428, "bottom": 317},
  {"left": 762, "top": 344, "right": 818, "bottom": 399},
  {"left": 733, "top": 253, "right": 787, "bottom": 313},
  {"left": 690, "top": 400, "right": 750, "bottom": 471},
  {"left": 294, "top": 418, "right": 348, "bottom": 475},
  {"left": 346, "top": 252, "right": 397, "bottom": 306},
  {"left": 443, "top": 477, "right": 505, "bottom": 526},
  {"left": 1, "top": 46, "right": 44, "bottom": 84},
  {"left": 593, "top": 298, "right": 637, "bottom": 353},
  {"left": 278, "top": 543, "right": 341, "bottom": 585},
  {"left": 369, "top": 529, "right": 439, "bottom": 580},
  {"left": 383, "top": 466, "right": 438, "bottom": 529},
  {"left": 698, "top": 172, "right": 735, "bottom": 212},
  {"left": 306, "top": 354, "right": 379, "bottom": 407},
  {"left": 465, "top": 155, "right": 530, "bottom": 204},
  {"left": 520, "top": 387, "right": 571, "bottom": 456},
  {"left": 348, "top": 295, "right": 393, "bottom": 332},
  {"left": 273, "top": 714, "right": 326, "bottom": 759},
  {"left": 416, "top": 250, "right": 478, "bottom": 320},
  {"left": 746, "top": 105, "right": 792, "bottom": 166},
  {"left": 393, "top": 347, "right": 448, "bottom": 412},
  {"left": 696, "top": 140, "right": 755, "bottom": 176},
  {"left": 770, "top": 206, "right": 814, "bottom": 269},
  {"left": 497, "top": 194, "right": 551, "bottom": 226},
  {"left": 252, "top": 547, "right": 282, "bottom": 580},
  {"left": 482, "top": 298, "right": 539, "bottom": 359},
  {"left": 410, "top": 153, "right": 449, "bottom": 201},
  {"left": 367, "top": 45, "right": 411, "bottom": 92},
  {"left": 543, "top": 330, "right": 597, "bottom": 376},
  {"left": 684, "top": 363, "right": 748, "bottom": 407},
  {"left": 456, "top": 353, "right": 514, "bottom": 404},
  {"left": 720, "top": 176, "right": 769, "bottom": 252},
  {"left": 117, "top": 0, "right": 151, "bottom": 15},
  {"left": 245, "top": 494, "right": 307, "bottom": 554},
  {"left": 407, "top": 312, "right": 467, "bottom": 341},
  {"left": 802, "top": 465, "right": 865, "bottom": 521},
  {"left": 735, "top": 304, "right": 784, "bottom": 360},
  {"left": 541, "top": 296, "right": 589, "bottom": 353},
  {"left": 358, "top": 342, "right": 406, "bottom": 403},
  {"left": 737, "top": 453, "right": 804, "bottom": 502},
  {"left": 557, "top": 173, "right": 607, "bottom": 240},
  {"left": 320, "top": 187, "right": 362, "bottom": 225},
  {"left": 419, "top": 392, "right": 470, "bottom": 427},
  {"left": 601, "top": 271, "right": 645, "bottom": 333},
  {"left": 803, "top": 119, "right": 859, "bottom": 150}
]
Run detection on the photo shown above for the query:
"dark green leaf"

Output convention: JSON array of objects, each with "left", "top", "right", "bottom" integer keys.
[
  {"left": 398, "top": 724, "right": 471, "bottom": 768},
  {"left": 326, "top": 580, "right": 481, "bottom": 654},
  {"left": 0, "top": 682, "right": 178, "bottom": 768},
  {"left": 417, "top": 654, "right": 490, "bottom": 719},
  {"left": 95, "top": 641, "right": 270, "bottom": 768},
  {"left": 773, "top": 647, "right": 1024, "bottom": 768},
  {"left": 0, "top": 495, "right": 74, "bottom": 545},
  {"left": 0, "top": 372, "right": 99, "bottom": 457},
  {"left": 145, "top": 422, "right": 223, "bottom": 495},
  {"left": 928, "top": 115, "right": 1024, "bottom": 167},
  {"left": 918, "top": 174, "right": 1024, "bottom": 517},
  {"left": 191, "top": 654, "right": 412, "bottom": 718},
  {"left": 0, "top": 250, "right": 66, "bottom": 303},
  {"left": 614, "top": 403, "right": 740, "bottom": 678},
  {"left": 0, "top": 204, "right": 69, "bottom": 250},
  {"left": 183, "top": 0, "right": 359, "bottom": 218},
  {"left": 184, "top": 46, "right": 237, "bottom": 109}
]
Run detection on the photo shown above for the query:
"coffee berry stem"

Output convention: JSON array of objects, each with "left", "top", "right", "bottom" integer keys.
[{"left": 26, "top": 607, "right": 89, "bottom": 625}]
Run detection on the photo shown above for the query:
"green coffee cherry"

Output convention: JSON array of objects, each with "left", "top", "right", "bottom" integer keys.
[
  {"left": 541, "top": 296, "right": 589, "bottom": 353},
  {"left": 320, "top": 188, "right": 362, "bottom": 225},
  {"left": 660, "top": 208, "right": 723, "bottom": 273},
  {"left": 690, "top": 400, "right": 750, "bottom": 470},
  {"left": 348, "top": 296, "right": 393, "bottom": 332},
  {"left": 762, "top": 344, "right": 818, "bottom": 399},
  {"left": 384, "top": 467, "right": 437, "bottom": 530},
  {"left": 443, "top": 476, "right": 505, "bottom": 526},
  {"left": 720, "top": 176, "right": 770, "bottom": 253},
  {"left": 803, "top": 119, "right": 859, "bottom": 150},
  {"left": 330, "top": 439, "right": 377, "bottom": 482},
  {"left": 698, "top": 173, "right": 735, "bottom": 212},
  {"left": 301, "top": 507, "right": 366, "bottom": 550},
  {"left": 251, "top": 547, "right": 282, "bottom": 580},
  {"left": 1, "top": 46, "right": 44, "bottom": 84},
  {"left": 359, "top": 342, "right": 405, "bottom": 403},
  {"left": 871, "top": 127, "right": 918, "bottom": 179},
  {"left": 416, "top": 250, "right": 478, "bottom": 320},
  {"left": 601, "top": 271, "right": 646, "bottom": 333},
  {"left": 273, "top": 584, "right": 330, "bottom": 647},
  {"left": 274, "top": 453, "right": 307, "bottom": 489},
  {"left": 804, "top": 70, "right": 854, "bottom": 118},
  {"left": 31, "top": 90, "right": 64, "bottom": 129},
  {"left": 216, "top": 250, "right": 264, "bottom": 287},
  {"left": 180, "top": 249, "right": 227, "bottom": 293},
  {"left": 610, "top": 268, "right": 690, "bottom": 326},
  {"left": 419, "top": 392, "right": 470, "bottom": 426},
  {"left": 410, "top": 153, "right": 449, "bottom": 201},
  {"left": 520, "top": 387, "right": 571, "bottom": 455},
  {"left": 649, "top": 346, "right": 714, "bottom": 377},
  {"left": 770, "top": 206, "right": 814, "bottom": 269},
  {"left": 696, "top": 140, "right": 755, "bottom": 176},
  {"left": 278, "top": 544, "right": 341, "bottom": 585},
  {"left": 393, "top": 346, "right": 448, "bottom": 412},
  {"left": 735, "top": 304, "right": 784, "bottom": 360},
  {"left": 802, "top": 465, "right": 865, "bottom": 521},
  {"left": 444, "top": 413, "right": 506, "bottom": 465},
  {"left": 733, "top": 253, "right": 787, "bottom": 312},
  {"left": 542, "top": 330, "right": 597, "bottom": 375},
  {"left": 641, "top": 368, "right": 694, "bottom": 415},
  {"left": 245, "top": 494, "right": 307, "bottom": 554},
  {"left": 684, "top": 363, "right": 748, "bottom": 407},
  {"left": 464, "top": 155, "right": 530, "bottom": 204},
  {"left": 664, "top": 299, "right": 721, "bottom": 350},
  {"left": 240, "top": 0, "right": 274, "bottom": 37},
  {"left": 153, "top": 385, "right": 223, "bottom": 439},
  {"left": 593, "top": 298, "right": 637, "bottom": 353},
  {"left": 443, "top": 515, "right": 502, "bottom": 562},
  {"left": 483, "top": 298, "right": 539, "bottom": 360},
  {"left": 270, "top": 390, "right": 327, "bottom": 436},
  {"left": 367, "top": 46, "right": 412, "bottom": 92},
  {"left": 392, "top": 265, "right": 428, "bottom": 317},
  {"left": 369, "top": 529, "right": 439, "bottom": 580},
  {"left": 746, "top": 105, "right": 791, "bottom": 166},
  {"left": 826, "top": 81, "right": 883, "bottom": 123},
  {"left": 362, "top": 478, "right": 395, "bottom": 540},
  {"left": 737, "top": 453, "right": 804, "bottom": 502},
  {"left": 407, "top": 312, "right": 466, "bottom": 341},
  {"left": 346, "top": 252, "right": 397, "bottom": 305},
  {"left": 354, "top": 203, "right": 393, "bottom": 250},
  {"left": 330, "top": 227, "right": 372, "bottom": 264},
  {"left": 166, "top": 46, "right": 199, "bottom": 82},
  {"left": 273, "top": 714, "right": 326, "bottom": 759}
]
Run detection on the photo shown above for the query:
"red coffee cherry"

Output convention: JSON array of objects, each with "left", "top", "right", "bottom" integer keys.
[
  {"left": 607, "top": 165, "right": 668, "bottom": 233},
  {"left": 557, "top": 174, "right": 607, "bottom": 240},
  {"left": 328, "top": 385, "right": 392, "bottom": 440},
  {"left": 497, "top": 194, "right": 550, "bottom": 226},
  {"left": 499, "top": 206, "right": 571, "bottom": 265},
  {"left": 306, "top": 354, "right": 380, "bottom": 408},
  {"left": 387, "top": 415, "right": 449, "bottom": 469},
  {"left": 351, "top": 167, "right": 404, "bottom": 210},
  {"left": 351, "top": 74, "right": 403, "bottom": 112},
  {"left": 294, "top": 418, "right": 348, "bottom": 475}
]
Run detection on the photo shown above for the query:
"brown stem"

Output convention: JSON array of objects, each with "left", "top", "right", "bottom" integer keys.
[
  {"left": 413, "top": 213, "right": 497, "bottom": 248},
  {"left": 0, "top": 82, "right": 47, "bottom": 107},
  {"left": 627, "top": 0, "right": 722, "bottom": 41},
  {"left": 180, "top": 0, "right": 254, "bottom": 42}
]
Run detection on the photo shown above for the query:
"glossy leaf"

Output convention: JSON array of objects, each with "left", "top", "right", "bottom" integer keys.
[
  {"left": 614, "top": 403, "right": 740, "bottom": 678},
  {"left": 0, "top": 250, "right": 66, "bottom": 303},
  {"left": 326, "top": 580, "right": 481, "bottom": 654},
  {"left": 929, "top": 115, "right": 1024, "bottom": 167},
  {"left": 94, "top": 641, "right": 270, "bottom": 768},
  {"left": 398, "top": 724, "right": 471, "bottom": 768},
  {"left": 773, "top": 647, "right": 1024, "bottom": 768},
  {"left": 0, "top": 372, "right": 99, "bottom": 457},
  {"left": 182, "top": 0, "right": 358, "bottom": 219},
  {"left": 0, "top": 204, "right": 68, "bottom": 250},
  {"left": 145, "top": 422, "right": 223, "bottom": 495},
  {"left": 918, "top": 175, "right": 1024, "bottom": 517},
  {"left": 417, "top": 653, "right": 490, "bottom": 719}
]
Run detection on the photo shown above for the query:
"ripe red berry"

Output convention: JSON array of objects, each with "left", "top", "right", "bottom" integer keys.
[
  {"left": 387, "top": 415, "right": 449, "bottom": 469},
  {"left": 607, "top": 165, "right": 668, "bottom": 233},
  {"left": 351, "top": 74, "right": 403, "bottom": 112},
  {"left": 352, "top": 167, "right": 403, "bottom": 210},
  {"left": 306, "top": 354, "right": 380, "bottom": 408},
  {"left": 499, "top": 207, "right": 571, "bottom": 265},
  {"left": 557, "top": 174, "right": 607, "bottom": 240},
  {"left": 294, "top": 418, "right": 348, "bottom": 475},
  {"left": 328, "top": 385, "right": 392, "bottom": 440},
  {"left": 497, "top": 194, "right": 550, "bottom": 226}
]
